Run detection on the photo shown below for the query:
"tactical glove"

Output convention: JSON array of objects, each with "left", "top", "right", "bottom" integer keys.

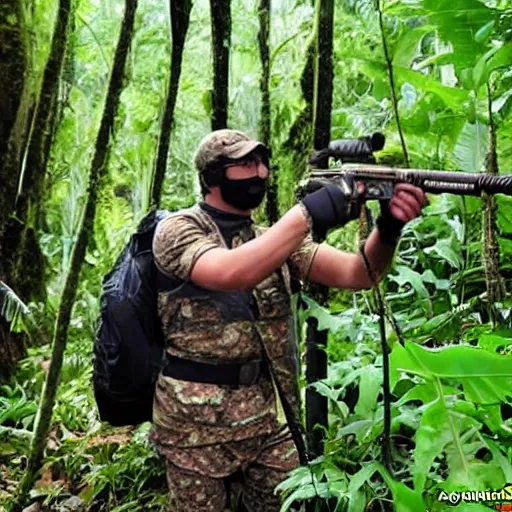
[
  {"left": 376, "top": 198, "right": 405, "bottom": 245},
  {"left": 301, "top": 177, "right": 362, "bottom": 239}
]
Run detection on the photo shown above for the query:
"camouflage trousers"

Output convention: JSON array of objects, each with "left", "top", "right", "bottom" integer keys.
[{"left": 163, "top": 426, "right": 300, "bottom": 512}]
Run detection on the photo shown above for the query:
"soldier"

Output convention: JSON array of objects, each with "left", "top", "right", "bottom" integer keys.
[{"left": 150, "top": 129, "right": 427, "bottom": 512}]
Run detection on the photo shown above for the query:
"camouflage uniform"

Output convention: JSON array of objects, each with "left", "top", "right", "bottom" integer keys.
[{"left": 150, "top": 132, "right": 319, "bottom": 512}]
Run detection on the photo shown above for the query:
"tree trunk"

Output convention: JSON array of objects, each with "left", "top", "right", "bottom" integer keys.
[
  {"left": 482, "top": 83, "right": 505, "bottom": 323},
  {"left": 305, "top": 0, "right": 334, "bottom": 482},
  {"left": 12, "top": 0, "right": 138, "bottom": 507},
  {"left": 0, "top": 0, "right": 27, "bottom": 270},
  {"left": 0, "top": 1, "right": 33, "bottom": 382},
  {"left": 312, "top": 0, "right": 333, "bottom": 150},
  {"left": 280, "top": 38, "right": 315, "bottom": 214},
  {"left": 282, "top": 37, "right": 314, "bottom": 169},
  {"left": 9, "top": 0, "right": 73, "bottom": 306},
  {"left": 151, "top": 0, "right": 193, "bottom": 208},
  {"left": 209, "top": 0, "right": 231, "bottom": 130},
  {"left": 258, "top": 0, "right": 278, "bottom": 223}
]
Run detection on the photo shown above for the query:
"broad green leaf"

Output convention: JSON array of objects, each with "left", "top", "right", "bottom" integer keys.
[
  {"left": 478, "top": 333, "right": 512, "bottom": 352},
  {"left": 348, "top": 462, "right": 379, "bottom": 494},
  {"left": 393, "top": 25, "right": 435, "bottom": 68},
  {"left": 394, "top": 382, "right": 438, "bottom": 406},
  {"left": 356, "top": 58, "right": 469, "bottom": 110},
  {"left": 454, "top": 121, "right": 489, "bottom": 172},
  {"left": 309, "top": 382, "right": 349, "bottom": 417},
  {"left": 279, "top": 482, "right": 329, "bottom": 512},
  {"left": 475, "top": 21, "right": 495, "bottom": 44},
  {"left": 413, "top": 398, "right": 479, "bottom": 492},
  {"left": 354, "top": 366, "right": 380, "bottom": 419},
  {"left": 390, "top": 342, "right": 512, "bottom": 404},
  {"left": 388, "top": 265, "right": 429, "bottom": 298},
  {"left": 422, "top": 0, "right": 494, "bottom": 70},
  {"left": 337, "top": 420, "right": 374, "bottom": 439},
  {"left": 347, "top": 490, "right": 366, "bottom": 512},
  {"left": 348, "top": 462, "right": 379, "bottom": 512},
  {"left": 472, "top": 44, "right": 512, "bottom": 90},
  {"left": 424, "top": 237, "right": 462, "bottom": 268},
  {"left": 485, "top": 43, "right": 512, "bottom": 77},
  {"left": 445, "top": 452, "right": 505, "bottom": 490},
  {"left": 497, "top": 195, "right": 512, "bottom": 233},
  {"left": 420, "top": 312, "right": 454, "bottom": 333},
  {"left": 473, "top": 46, "right": 501, "bottom": 91},
  {"left": 484, "top": 438, "right": 512, "bottom": 483},
  {"left": 274, "top": 466, "right": 319, "bottom": 493},
  {"left": 377, "top": 463, "right": 426, "bottom": 512},
  {"left": 300, "top": 295, "right": 346, "bottom": 333}
]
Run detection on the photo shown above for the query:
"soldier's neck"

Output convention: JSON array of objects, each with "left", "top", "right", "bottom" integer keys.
[{"left": 203, "top": 192, "right": 252, "bottom": 217}]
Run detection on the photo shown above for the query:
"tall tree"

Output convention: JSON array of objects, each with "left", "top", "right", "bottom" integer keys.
[
  {"left": 0, "top": 1, "right": 33, "bottom": 381},
  {"left": 282, "top": 39, "right": 315, "bottom": 187},
  {"left": 12, "top": 0, "right": 138, "bottom": 507},
  {"left": 312, "top": 0, "right": 333, "bottom": 150},
  {"left": 209, "top": 0, "right": 231, "bottom": 130},
  {"left": 258, "top": 0, "right": 278, "bottom": 223},
  {"left": 0, "top": 2, "right": 26, "bottom": 211},
  {"left": 10, "top": 0, "right": 74, "bottom": 304},
  {"left": 151, "top": 0, "right": 193, "bottom": 208},
  {"left": 305, "top": 0, "right": 334, "bottom": 470}
]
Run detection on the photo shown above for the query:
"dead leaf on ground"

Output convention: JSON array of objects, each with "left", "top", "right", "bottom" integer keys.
[{"left": 86, "top": 432, "right": 132, "bottom": 448}]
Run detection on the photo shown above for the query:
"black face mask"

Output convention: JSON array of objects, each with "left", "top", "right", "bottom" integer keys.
[{"left": 219, "top": 176, "right": 267, "bottom": 210}]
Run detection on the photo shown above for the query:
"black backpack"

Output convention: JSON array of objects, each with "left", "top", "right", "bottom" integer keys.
[{"left": 93, "top": 209, "right": 170, "bottom": 426}]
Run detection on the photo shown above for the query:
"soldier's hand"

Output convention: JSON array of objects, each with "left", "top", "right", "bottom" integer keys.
[
  {"left": 377, "top": 183, "right": 427, "bottom": 244},
  {"left": 301, "top": 176, "right": 363, "bottom": 238}
]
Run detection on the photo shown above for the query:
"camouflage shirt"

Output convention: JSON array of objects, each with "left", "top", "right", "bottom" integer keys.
[{"left": 150, "top": 204, "right": 319, "bottom": 454}]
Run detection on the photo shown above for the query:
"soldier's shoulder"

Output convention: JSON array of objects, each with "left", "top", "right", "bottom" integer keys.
[{"left": 154, "top": 205, "right": 212, "bottom": 246}]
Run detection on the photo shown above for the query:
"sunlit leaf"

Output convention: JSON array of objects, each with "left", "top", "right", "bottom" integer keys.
[
  {"left": 377, "top": 463, "right": 426, "bottom": 512},
  {"left": 391, "top": 342, "right": 512, "bottom": 404}
]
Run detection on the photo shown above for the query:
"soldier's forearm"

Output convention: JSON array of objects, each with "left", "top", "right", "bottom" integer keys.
[
  {"left": 225, "top": 205, "right": 309, "bottom": 289},
  {"left": 358, "top": 228, "right": 397, "bottom": 284}
]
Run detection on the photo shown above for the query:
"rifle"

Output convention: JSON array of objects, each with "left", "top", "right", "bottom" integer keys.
[
  {"left": 307, "top": 132, "right": 512, "bottom": 199},
  {"left": 311, "top": 164, "right": 512, "bottom": 200}
]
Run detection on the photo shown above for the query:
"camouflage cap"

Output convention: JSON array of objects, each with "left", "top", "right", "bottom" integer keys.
[{"left": 194, "top": 129, "right": 269, "bottom": 173}]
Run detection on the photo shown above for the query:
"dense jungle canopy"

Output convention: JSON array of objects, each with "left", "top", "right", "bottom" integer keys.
[{"left": 1, "top": 0, "right": 512, "bottom": 510}]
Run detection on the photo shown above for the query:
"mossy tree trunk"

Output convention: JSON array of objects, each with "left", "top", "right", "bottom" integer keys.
[
  {"left": 258, "top": 0, "right": 278, "bottom": 223},
  {"left": 0, "top": 1, "right": 32, "bottom": 382},
  {"left": 151, "top": 0, "right": 193, "bottom": 208},
  {"left": 209, "top": 0, "right": 231, "bottom": 130},
  {"left": 10, "top": 0, "right": 74, "bottom": 306},
  {"left": 0, "top": 1, "right": 26, "bottom": 218},
  {"left": 482, "top": 83, "right": 505, "bottom": 323},
  {"left": 312, "top": 0, "right": 333, "bottom": 150},
  {"left": 305, "top": 0, "right": 334, "bottom": 473},
  {"left": 12, "top": 0, "right": 138, "bottom": 508},
  {"left": 280, "top": 38, "right": 314, "bottom": 214},
  {"left": 282, "top": 39, "right": 314, "bottom": 183}
]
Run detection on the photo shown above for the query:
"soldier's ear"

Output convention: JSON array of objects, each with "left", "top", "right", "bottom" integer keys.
[{"left": 203, "top": 165, "right": 224, "bottom": 187}]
